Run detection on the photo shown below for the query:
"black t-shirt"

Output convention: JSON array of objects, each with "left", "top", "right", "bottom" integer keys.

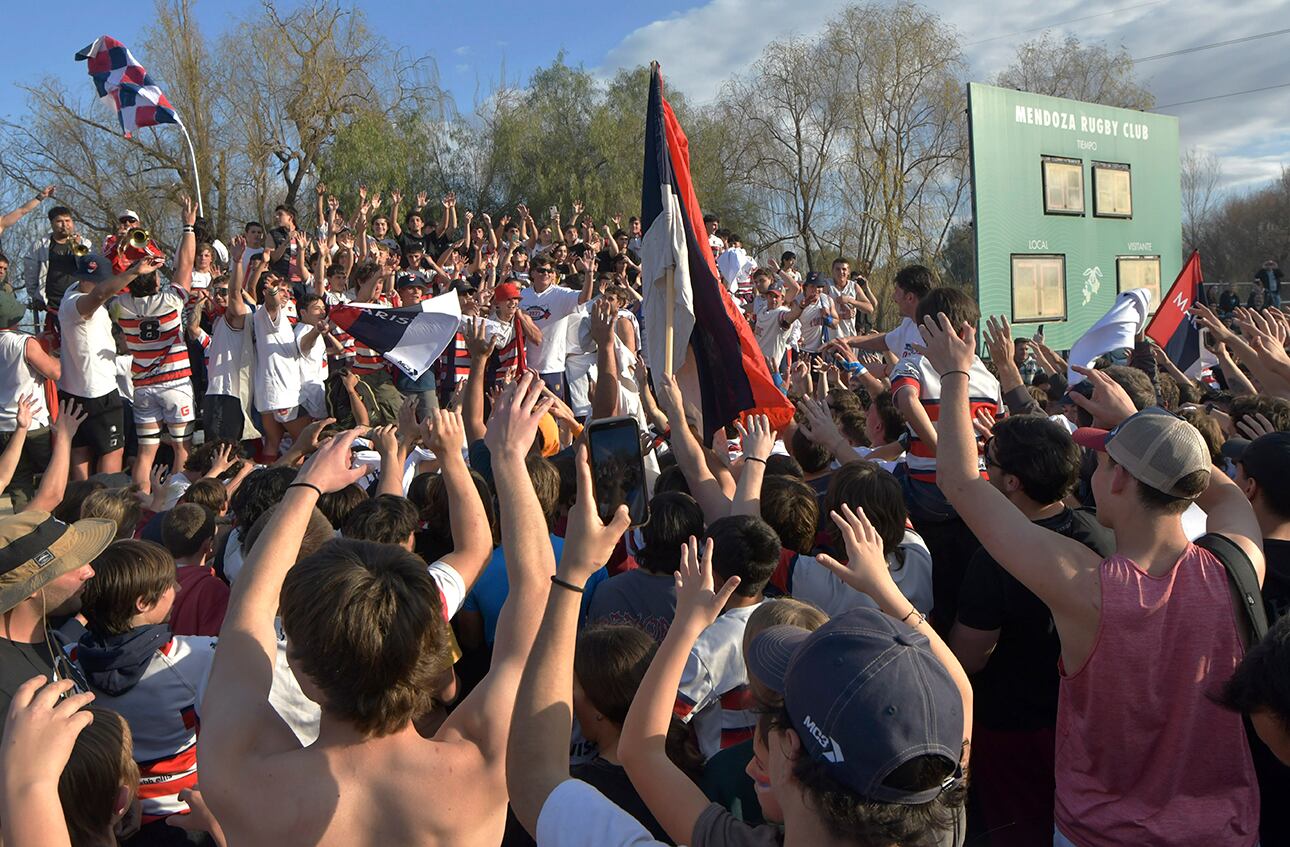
[
  {"left": 398, "top": 230, "right": 428, "bottom": 256},
  {"left": 955, "top": 508, "right": 1113, "bottom": 731},
  {"left": 269, "top": 227, "right": 298, "bottom": 278},
  {"left": 0, "top": 635, "right": 58, "bottom": 733},
  {"left": 45, "top": 239, "right": 78, "bottom": 308},
  {"left": 1219, "top": 290, "right": 1241, "bottom": 313},
  {"left": 1262, "top": 539, "right": 1290, "bottom": 623}
]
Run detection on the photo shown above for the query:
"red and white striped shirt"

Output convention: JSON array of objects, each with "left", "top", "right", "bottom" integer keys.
[
  {"left": 890, "top": 354, "right": 1001, "bottom": 484},
  {"left": 114, "top": 288, "right": 191, "bottom": 387}
]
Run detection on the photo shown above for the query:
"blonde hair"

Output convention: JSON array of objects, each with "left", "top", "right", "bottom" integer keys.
[
  {"left": 743, "top": 598, "right": 829, "bottom": 708},
  {"left": 80, "top": 488, "right": 143, "bottom": 540}
]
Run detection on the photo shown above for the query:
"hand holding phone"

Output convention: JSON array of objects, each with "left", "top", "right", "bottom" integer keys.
[{"left": 586, "top": 416, "right": 650, "bottom": 526}]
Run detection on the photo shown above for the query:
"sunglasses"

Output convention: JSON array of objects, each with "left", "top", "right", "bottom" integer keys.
[
  {"left": 532, "top": 267, "right": 553, "bottom": 275},
  {"left": 212, "top": 288, "right": 229, "bottom": 296}
]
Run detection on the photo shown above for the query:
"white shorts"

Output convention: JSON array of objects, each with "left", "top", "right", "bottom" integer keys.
[
  {"left": 270, "top": 406, "right": 302, "bottom": 424},
  {"left": 300, "top": 382, "right": 327, "bottom": 421},
  {"left": 133, "top": 381, "right": 196, "bottom": 429}
]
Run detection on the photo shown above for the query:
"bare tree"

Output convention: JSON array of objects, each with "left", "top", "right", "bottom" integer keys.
[
  {"left": 996, "top": 33, "right": 1155, "bottom": 110},
  {"left": 715, "top": 36, "right": 847, "bottom": 271},
  {"left": 1181, "top": 147, "right": 1222, "bottom": 256}
]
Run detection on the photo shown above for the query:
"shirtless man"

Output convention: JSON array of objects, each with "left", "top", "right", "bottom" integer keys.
[{"left": 199, "top": 373, "right": 554, "bottom": 845}]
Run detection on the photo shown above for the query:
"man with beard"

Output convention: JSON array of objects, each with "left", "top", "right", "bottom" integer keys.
[
  {"left": 0, "top": 509, "right": 115, "bottom": 727},
  {"left": 113, "top": 198, "right": 197, "bottom": 490}
]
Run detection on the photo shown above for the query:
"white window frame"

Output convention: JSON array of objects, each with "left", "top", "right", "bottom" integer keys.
[
  {"left": 1042, "top": 156, "right": 1084, "bottom": 216},
  {"left": 1012, "top": 254, "right": 1068, "bottom": 323},
  {"left": 1094, "top": 162, "right": 1133, "bottom": 218}
]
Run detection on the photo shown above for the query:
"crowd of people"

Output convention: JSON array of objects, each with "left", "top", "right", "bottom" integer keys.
[{"left": 0, "top": 183, "right": 1289, "bottom": 847}]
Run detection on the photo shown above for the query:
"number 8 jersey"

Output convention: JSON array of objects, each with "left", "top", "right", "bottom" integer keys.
[{"left": 114, "top": 287, "right": 192, "bottom": 387}]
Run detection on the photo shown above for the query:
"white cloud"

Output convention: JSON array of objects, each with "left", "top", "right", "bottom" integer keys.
[
  {"left": 455, "top": 45, "right": 472, "bottom": 57},
  {"left": 599, "top": 0, "right": 1290, "bottom": 192}
]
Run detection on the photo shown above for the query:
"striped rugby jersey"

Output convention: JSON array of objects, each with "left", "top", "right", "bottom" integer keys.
[
  {"left": 890, "top": 353, "right": 1001, "bottom": 484},
  {"left": 114, "top": 288, "right": 192, "bottom": 387},
  {"left": 673, "top": 602, "right": 762, "bottom": 760}
]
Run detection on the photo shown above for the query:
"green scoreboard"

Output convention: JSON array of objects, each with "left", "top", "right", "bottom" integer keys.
[{"left": 967, "top": 82, "right": 1181, "bottom": 350}]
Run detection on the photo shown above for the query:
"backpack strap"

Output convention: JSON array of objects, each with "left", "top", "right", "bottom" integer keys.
[{"left": 1195, "top": 533, "right": 1269, "bottom": 646}]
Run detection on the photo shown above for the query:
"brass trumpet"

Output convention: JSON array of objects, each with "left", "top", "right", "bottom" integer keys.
[
  {"left": 126, "top": 227, "right": 151, "bottom": 248},
  {"left": 72, "top": 242, "right": 90, "bottom": 257}
]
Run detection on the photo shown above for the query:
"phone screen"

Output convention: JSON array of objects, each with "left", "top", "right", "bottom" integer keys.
[{"left": 587, "top": 416, "right": 650, "bottom": 526}]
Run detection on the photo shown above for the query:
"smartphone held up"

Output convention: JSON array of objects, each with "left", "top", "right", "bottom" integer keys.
[{"left": 585, "top": 416, "right": 650, "bottom": 527}]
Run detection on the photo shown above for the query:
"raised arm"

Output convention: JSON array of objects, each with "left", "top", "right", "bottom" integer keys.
[
  {"left": 589, "top": 299, "right": 620, "bottom": 420},
  {"left": 200, "top": 433, "right": 366, "bottom": 801},
  {"left": 76, "top": 256, "right": 163, "bottom": 318},
  {"left": 438, "top": 375, "right": 555, "bottom": 757},
  {"left": 170, "top": 197, "right": 197, "bottom": 295},
  {"left": 424, "top": 409, "right": 493, "bottom": 589},
  {"left": 24, "top": 399, "right": 86, "bottom": 514},
  {"left": 0, "top": 186, "right": 53, "bottom": 233},
  {"left": 917, "top": 316, "right": 1102, "bottom": 626},
  {"left": 655, "top": 372, "right": 733, "bottom": 522},
  {"left": 730, "top": 415, "right": 774, "bottom": 517},
  {"left": 506, "top": 445, "right": 632, "bottom": 835},
  {"left": 816, "top": 504, "right": 973, "bottom": 762},
  {"left": 225, "top": 238, "right": 250, "bottom": 329},
  {"left": 619, "top": 537, "right": 741, "bottom": 846},
  {"left": 0, "top": 396, "right": 34, "bottom": 498},
  {"left": 0, "top": 677, "right": 95, "bottom": 847}
]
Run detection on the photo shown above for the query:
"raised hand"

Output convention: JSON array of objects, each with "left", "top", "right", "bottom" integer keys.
[
  {"left": 14, "top": 393, "right": 34, "bottom": 431},
  {"left": 207, "top": 443, "right": 238, "bottom": 477},
  {"left": 390, "top": 189, "right": 403, "bottom": 207},
  {"left": 230, "top": 235, "right": 246, "bottom": 264},
  {"left": 913, "top": 312, "right": 976, "bottom": 376},
  {"left": 423, "top": 409, "right": 465, "bottom": 457},
  {"left": 137, "top": 256, "right": 166, "bottom": 276},
  {"left": 38, "top": 185, "right": 56, "bottom": 200},
  {"left": 52, "top": 397, "right": 88, "bottom": 443},
  {"left": 295, "top": 427, "right": 367, "bottom": 494},
  {"left": 181, "top": 195, "right": 196, "bottom": 226},
  {"left": 674, "top": 536, "right": 740, "bottom": 630},
  {"left": 294, "top": 416, "right": 336, "bottom": 456},
  {"left": 1236, "top": 411, "right": 1278, "bottom": 440},
  {"left": 572, "top": 200, "right": 584, "bottom": 216},
  {"left": 734, "top": 414, "right": 774, "bottom": 462},
  {"left": 0, "top": 678, "right": 95, "bottom": 797},
  {"left": 465, "top": 318, "right": 497, "bottom": 360},
  {"left": 368, "top": 424, "right": 400, "bottom": 458},
  {"left": 983, "top": 315, "right": 1015, "bottom": 367},
  {"left": 589, "top": 297, "right": 616, "bottom": 348},
  {"left": 316, "top": 182, "right": 328, "bottom": 197},
  {"left": 484, "top": 372, "right": 554, "bottom": 461},
  {"left": 815, "top": 504, "right": 893, "bottom": 600},
  {"left": 416, "top": 191, "right": 428, "bottom": 209},
  {"left": 1068, "top": 366, "right": 1138, "bottom": 428}
]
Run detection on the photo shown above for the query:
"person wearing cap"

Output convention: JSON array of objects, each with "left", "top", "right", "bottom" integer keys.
[
  {"left": 0, "top": 287, "right": 60, "bottom": 508},
  {"left": 780, "top": 271, "right": 837, "bottom": 358},
  {"left": 0, "top": 510, "right": 115, "bottom": 725},
  {"left": 391, "top": 271, "right": 441, "bottom": 417},
  {"left": 521, "top": 255, "right": 592, "bottom": 399},
  {"left": 24, "top": 203, "right": 92, "bottom": 334},
  {"left": 920, "top": 313, "right": 1263, "bottom": 847},
  {"left": 103, "top": 209, "right": 141, "bottom": 256}
]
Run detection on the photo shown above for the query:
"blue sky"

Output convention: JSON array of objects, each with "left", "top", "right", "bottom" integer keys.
[{"left": 3, "top": 0, "right": 1288, "bottom": 191}]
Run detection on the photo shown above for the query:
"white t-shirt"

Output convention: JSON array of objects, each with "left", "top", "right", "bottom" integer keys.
[
  {"left": 886, "top": 316, "right": 923, "bottom": 360},
  {"left": 536, "top": 779, "right": 667, "bottom": 847},
  {"left": 520, "top": 284, "right": 583, "bottom": 374},
  {"left": 252, "top": 307, "right": 301, "bottom": 412},
  {"left": 114, "top": 355, "right": 134, "bottom": 403},
  {"left": 294, "top": 323, "right": 328, "bottom": 388},
  {"left": 831, "top": 279, "right": 858, "bottom": 335},
  {"left": 792, "top": 529, "right": 933, "bottom": 618},
  {"left": 57, "top": 290, "right": 119, "bottom": 398},
  {"left": 795, "top": 293, "right": 833, "bottom": 353},
  {"left": 0, "top": 333, "right": 49, "bottom": 431},
  {"left": 201, "top": 315, "right": 251, "bottom": 398},
  {"left": 753, "top": 302, "right": 792, "bottom": 367}
]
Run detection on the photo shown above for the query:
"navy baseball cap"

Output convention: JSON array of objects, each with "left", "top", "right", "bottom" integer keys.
[
  {"left": 747, "top": 606, "right": 963, "bottom": 805},
  {"left": 395, "top": 271, "right": 428, "bottom": 290},
  {"left": 1230, "top": 431, "right": 1290, "bottom": 486},
  {"left": 804, "top": 271, "right": 827, "bottom": 288},
  {"left": 75, "top": 252, "right": 114, "bottom": 283}
]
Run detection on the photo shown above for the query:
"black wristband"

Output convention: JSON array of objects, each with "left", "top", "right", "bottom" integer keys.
[
  {"left": 745, "top": 456, "right": 767, "bottom": 465},
  {"left": 287, "top": 481, "right": 322, "bottom": 497},
  {"left": 941, "top": 370, "right": 970, "bottom": 380},
  {"left": 550, "top": 575, "right": 585, "bottom": 594}
]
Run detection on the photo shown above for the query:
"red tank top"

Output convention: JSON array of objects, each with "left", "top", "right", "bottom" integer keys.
[{"left": 1054, "top": 544, "right": 1259, "bottom": 846}]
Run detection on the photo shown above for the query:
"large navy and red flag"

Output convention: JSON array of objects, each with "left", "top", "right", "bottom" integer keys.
[
  {"left": 75, "top": 36, "right": 180, "bottom": 138},
  {"left": 1145, "top": 251, "right": 1205, "bottom": 375},
  {"left": 330, "top": 292, "right": 462, "bottom": 380},
  {"left": 639, "top": 64, "right": 792, "bottom": 442}
]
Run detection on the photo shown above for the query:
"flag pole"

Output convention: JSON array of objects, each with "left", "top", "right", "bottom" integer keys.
[
  {"left": 177, "top": 121, "right": 204, "bottom": 218},
  {"left": 664, "top": 267, "right": 675, "bottom": 375}
]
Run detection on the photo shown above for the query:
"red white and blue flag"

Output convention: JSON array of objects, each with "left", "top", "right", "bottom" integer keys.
[
  {"left": 75, "top": 36, "right": 179, "bottom": 137},
  {"left": 1145, "top": 251, "right": 1205, "bottom": 375},
  {"left": 639, "top": 64, "right": 793, "bottom": 442},
  {"left": 329, "top": 292, "right": 462, "bottom": 380}
]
